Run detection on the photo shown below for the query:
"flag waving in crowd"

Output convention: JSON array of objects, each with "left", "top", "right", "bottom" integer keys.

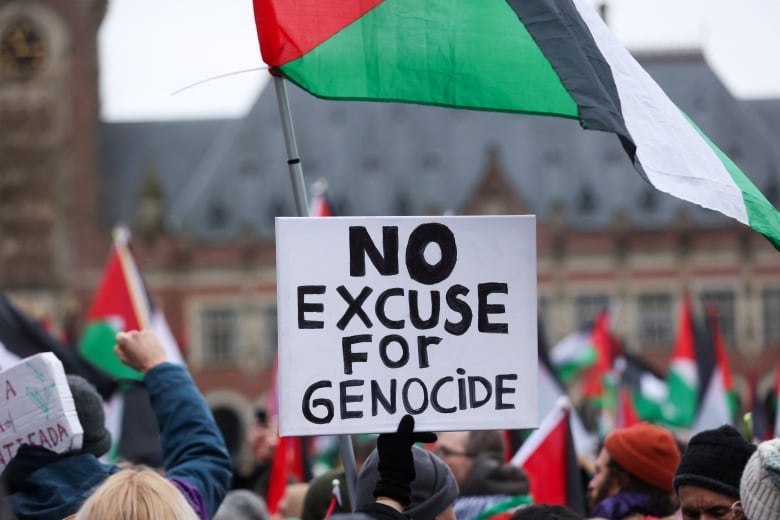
[
  {"left": 78, "top": 227, "right": 183, "bottom": 380},
  {"left": 253, "top": 0, "right": 780, "bottom": 249}
]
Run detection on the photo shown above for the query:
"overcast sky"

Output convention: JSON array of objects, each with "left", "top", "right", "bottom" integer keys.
[{"left": 98, "top": 0, "right": 780, "bottom": 122}]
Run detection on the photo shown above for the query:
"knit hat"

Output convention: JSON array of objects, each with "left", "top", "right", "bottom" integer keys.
[
  {"left": 673, "top": 424, "right": 755, "bottom": 498},
  {"left": 739, "top": 438, "right": 780, "bottom": 520},
  {"left": 355, "top": 446, "right": 458, "bottom": 520},
  {"left": 604, "top": 422, "right": 680, "bottom": 493},
  {"left": 67, "top": 375, "right": 111, "bottom": 457}
]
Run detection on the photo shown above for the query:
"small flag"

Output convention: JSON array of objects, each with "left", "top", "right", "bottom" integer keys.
[
  {"left": 78, "top": 227, "right": 183, "bottom": 380},
  {"left": 664, "top": 293, "right": 699, "bottom": 428},
  {"left": 511, "top": 400, "right": 586, "bottom": 515},
  {"left": 692, "top": 305, "right": 736, "bottom": 432},
  {"left": 309, "top": 179, "right": 334, "bottom": 217}
]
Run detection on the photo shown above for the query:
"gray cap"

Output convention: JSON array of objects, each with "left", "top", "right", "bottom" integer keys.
[
  {"left": 67, "top": 375, "right": 111, "bottom": 457},
  {"left": 355, "top": 446, "right": 458, "bottom": 520}
]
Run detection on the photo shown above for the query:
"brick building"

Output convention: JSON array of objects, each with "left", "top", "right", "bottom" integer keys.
[{"left": 2, "top": 0, "right": 779, "bottom": 453}]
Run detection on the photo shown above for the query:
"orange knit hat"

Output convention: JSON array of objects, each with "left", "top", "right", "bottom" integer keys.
[{"left": 604, "top": 422, "right": 681, "bottom": 493}]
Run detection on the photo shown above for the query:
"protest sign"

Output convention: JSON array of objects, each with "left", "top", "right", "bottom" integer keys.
[
  {"left": 0, "top": 352, "right": 83, "bottom": 470},
  {"left": 275, "top": 216, "right": 537, "bottom": 435}
]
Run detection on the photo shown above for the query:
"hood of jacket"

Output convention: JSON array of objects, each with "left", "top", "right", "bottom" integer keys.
[{"left": 3, "top": 445, "right": 119, "bottom": 520}]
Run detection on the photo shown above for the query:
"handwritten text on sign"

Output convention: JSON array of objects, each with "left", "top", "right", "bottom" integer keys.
[
  {"left": 0, "top": 352, "right": 83, "bottom": 470},
  {"left": 275, "top": 216, "right": 537, "bottom": 435}
]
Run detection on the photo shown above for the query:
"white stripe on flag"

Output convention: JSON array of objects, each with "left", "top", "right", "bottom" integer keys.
[
  {"left": 573, "top": 0, "right": 749, "bottom": 224},
  {"left": 511, "top": 400, "right": 568, "bottom": 466},
  {"left": 692, "top": 369, "right": 732, "bottom": 433},
  {"left": 150, "top": 310, "right": 184, "bottom": 366}
]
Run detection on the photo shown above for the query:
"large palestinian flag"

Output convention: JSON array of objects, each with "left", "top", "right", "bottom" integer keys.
[{"left": 253, "top": 0, "right": 780, "bottom": 249}]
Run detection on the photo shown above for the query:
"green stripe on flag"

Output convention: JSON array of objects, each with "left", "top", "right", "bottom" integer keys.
[
  {"left": 555, "top": 347, "right": 597, "bottom": 385},
  {"left": 685, "top": 114, "right": 780, "bottom": 250},
  {"left": 280, "top": 0, "right": 579, "bottom": 117},
  {"left": 79, "top": 321, "right": 143, "bottom": 381}
]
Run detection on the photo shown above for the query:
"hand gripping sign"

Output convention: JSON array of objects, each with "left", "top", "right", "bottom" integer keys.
[
  {"left": 0, "top": 352, "right": 84, "bottom": 471},
  {"left": 275, "top": 216, "right": 538, "bottom": 436}
]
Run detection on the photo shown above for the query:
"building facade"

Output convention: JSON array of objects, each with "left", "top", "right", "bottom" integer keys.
[{"left": 2, "top": 0, "right": 779, "bottom": 452}]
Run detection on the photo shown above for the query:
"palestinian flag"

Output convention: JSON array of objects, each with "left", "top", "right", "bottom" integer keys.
[
  {"left": 549, "top": 326, "right": 596, "bottom": 385},
  {"left": 664, "top": 294, "right": 699, "bottom": 428},
  {"left": 537, "top": 319, "right": 596, "bottom": 458},
  {"left": 617, "top": 353, "right": 670, "bottom": 427},
  {"left": 691, "top": 306, "right": 737, "bottom": 433},
  {"left": 79, "top": 228, "right": 183, "bottom": 381},
  {"left": 511, "top": 402, "right": 586, "bottom": 515},
  {"left": 253, "top": 0, "right": 780, "bottom": 249},
  {"left": 309, "top": 180, "right": 334, "bottom": 217}
]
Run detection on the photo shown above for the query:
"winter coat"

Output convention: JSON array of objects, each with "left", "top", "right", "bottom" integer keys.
[{"left": 3, "top": 363, "right": 232, "bottom": 520}]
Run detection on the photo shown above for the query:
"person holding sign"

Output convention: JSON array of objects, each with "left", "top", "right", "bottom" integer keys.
[
  {"left": 336, "top": 415, "right": 458, "bottom": 520},
  {"left": 3, "top": 330, "right": 232, "bottom": 520}
]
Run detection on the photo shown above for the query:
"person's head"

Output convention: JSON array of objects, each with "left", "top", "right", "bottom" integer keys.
[
  {"left": 588, "top": 423, "right": 680, "bottom": 513},
  {"left": 434, "top": 430, "right": 505, "bottom": 487},
  {"left": 67, "top": 375, "right": 111, "bottom": 457},
  {"left": 739, "top": 437, "right": 780, "bottom": 520},
  {"left": 355, "top": 445, "right": 459, "bottom": 520},
  {"left": 674, "top": 425, "right": 756, "bottom": 520},
  {"left": 215, "top": 489, "right": 270, "bottom": 520},
  {"left": 74, "top": 466, "right": 198, "bottom": 520},
  {"left": 248, "top": 407, "right": 276, "bottom": 463},
  {"left": 510, "top": 504, "right": 584, "bottom": 520},
  {"left": 459, "top": 453, "right": 529, "bottom": 497}
]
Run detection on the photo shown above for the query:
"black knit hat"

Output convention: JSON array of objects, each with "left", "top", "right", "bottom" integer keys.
[
  {"left": 67, "top": 375, "right": 111, "bottom": 457},
  {"left": 673, "top": 424, "right": 756, "bottom": 498},
  {"left": 355, "top": 446, "right": 458, "bottom": 520}
]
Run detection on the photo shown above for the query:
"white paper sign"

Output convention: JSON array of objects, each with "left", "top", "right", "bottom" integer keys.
[
  {"left": 275, "top": 216, "right": 538, "bottom": 436},
  {"left": 0, "top": 353, "right": 84, "bottom": 471}
]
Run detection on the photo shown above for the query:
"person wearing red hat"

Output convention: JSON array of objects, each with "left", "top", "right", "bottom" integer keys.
[{"left": 587, "top": 423, "right": 681, "bottom": 520}]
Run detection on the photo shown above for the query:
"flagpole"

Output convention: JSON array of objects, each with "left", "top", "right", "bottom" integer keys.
[
  {"left": 271, "top": 74, "right": 359, "bottom": 508},
  {"left": 273, "top": 75, "right": 310, "bottom": 216}
]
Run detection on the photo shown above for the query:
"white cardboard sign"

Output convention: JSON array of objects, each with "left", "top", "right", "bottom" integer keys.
[
  {"left": 0, "top": 352, "right": 83, "bottom": 471},
  {"left": 275, "top": 216, "right": 538, "bottom": 436}
]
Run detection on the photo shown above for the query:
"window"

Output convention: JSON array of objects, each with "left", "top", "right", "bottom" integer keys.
[
  {"left": 700, "top": 290, "right": 736, "bottom": 348},
  {"left": 575, "top": 294, "right": 609, "bottom": 329},
  {"left": 637, "top": 292, "right": 673, "bottom": 349},
  {"left": 763, "top": 289, "right": 780, "bottom": 347},
  {"left": 201, "top": 306, "right": 239, "bottom": 366}
]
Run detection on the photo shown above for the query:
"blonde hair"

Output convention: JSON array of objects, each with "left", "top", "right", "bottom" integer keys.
[{"left": 75, "top": 466, "right": 199, "bottom": 520}]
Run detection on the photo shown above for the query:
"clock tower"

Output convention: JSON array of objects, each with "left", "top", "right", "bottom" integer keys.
[{"left": 0, "top": 1, "right": 108, "bottom": 316}]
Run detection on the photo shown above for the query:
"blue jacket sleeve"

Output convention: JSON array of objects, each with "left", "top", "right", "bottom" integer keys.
[{"left": 144, "top": 363, "right": 233, "bottom": 517}]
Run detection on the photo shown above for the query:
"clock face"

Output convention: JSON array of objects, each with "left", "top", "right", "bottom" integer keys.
[{"left": 0, "top": 18, "right": 47, "bottom": 80}]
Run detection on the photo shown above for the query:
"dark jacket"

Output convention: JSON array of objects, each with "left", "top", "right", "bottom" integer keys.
[{"left": 4, "top": 363, "right": 232, "bottom": 520}]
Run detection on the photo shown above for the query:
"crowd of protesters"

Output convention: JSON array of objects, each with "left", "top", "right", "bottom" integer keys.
[{"left": 2, "top": 329, "right": 780, "bottom": 519}]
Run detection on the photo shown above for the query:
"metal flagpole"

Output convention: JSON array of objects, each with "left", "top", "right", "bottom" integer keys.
[{"left": 272, "top": 74, "right": 359, "bottom": 510}]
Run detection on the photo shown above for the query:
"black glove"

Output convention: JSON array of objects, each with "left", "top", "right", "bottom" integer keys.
[{"left": 374, "top": 414, "right": 437, "bottom": 506}]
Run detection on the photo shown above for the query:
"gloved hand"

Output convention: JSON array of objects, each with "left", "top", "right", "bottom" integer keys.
[{"left": 374, "top": 415, "right": 437, "bottom": 506}]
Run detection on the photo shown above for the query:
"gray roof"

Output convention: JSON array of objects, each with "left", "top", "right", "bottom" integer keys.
[{"left": 99, "top": 51, "right": 780, "bottom": 243}]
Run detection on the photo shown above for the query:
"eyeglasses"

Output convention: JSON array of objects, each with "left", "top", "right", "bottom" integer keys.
[
  {"left": 681, "top": 500, "right": 744, "bottom": 520},
  {"left": 433, "top": 445, "right": 472, "bottom": 459}
]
